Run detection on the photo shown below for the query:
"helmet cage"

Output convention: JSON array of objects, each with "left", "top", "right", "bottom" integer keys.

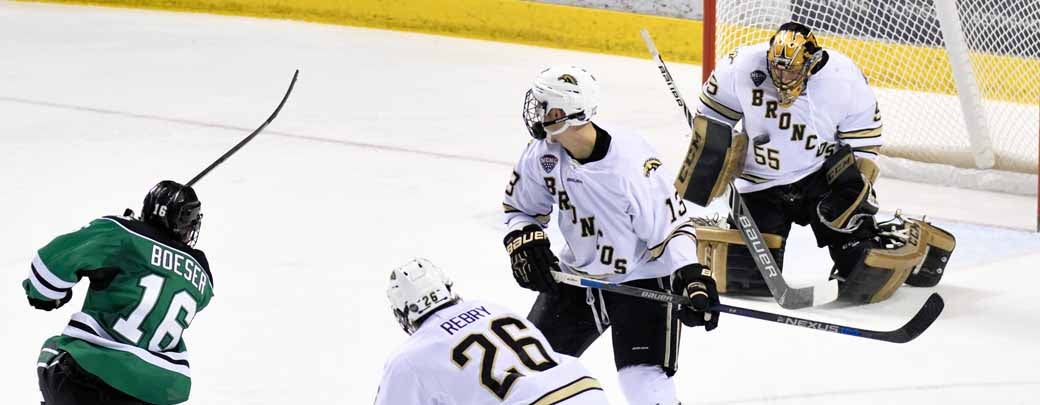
[
  {"left": 523, "top": 89, "right": 588, "bottom": 140},
  {"left": 174, "top": 201, "right": 203, "bottom": 247},
  {"left": 767, "top": 24, "right": 821, "bottom": 106}
]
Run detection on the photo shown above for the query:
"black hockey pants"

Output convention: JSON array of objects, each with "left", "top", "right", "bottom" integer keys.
[
  {"left": 38, "top": 351, "right": 152, "bottom": 405},
  {"left": 724, "top": 150, "right": 877, "bottom": 295}
]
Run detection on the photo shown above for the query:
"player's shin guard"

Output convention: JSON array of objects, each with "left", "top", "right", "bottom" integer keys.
[{"left": 617, "top": 365, "right": 680, "bottom": 405}]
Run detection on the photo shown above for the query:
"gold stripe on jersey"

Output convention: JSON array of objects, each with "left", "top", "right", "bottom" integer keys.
[
  {"left": 837, "top": 126, "right": 882, "bottom": 140},
  {"left": 852, "top": 145, "right": 881, "bottom": 156},
  {"left": 739, "top": 173, "right": 769, "bottom": 184},
  {"left": 566, "top": 267, "right": 615, "bottom": 280},
  {"left": 532, "top": 376, "right": 603, "bottom": 405},
  {"left": 503, "top": 203, "right": 551, "bottom": 225},
  {"left": 648, "top": 220, "right": 698, "bottom": 260},
  {"left": 699, "top": 93, "right": 743, "bottom": 122}
]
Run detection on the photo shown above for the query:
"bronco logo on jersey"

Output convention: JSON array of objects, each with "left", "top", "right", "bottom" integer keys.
[
  {"left": 540, "top": 154, "right": 559, "bottom": 173},
  {"left": 558, "top": 74, "right": 577, "bottom": 85},
  {"left": 643, "top": 158, "right": 662, "bottom": 177},
  {"left": 751, "top": 70, "right": 767, "bottom": 87}
]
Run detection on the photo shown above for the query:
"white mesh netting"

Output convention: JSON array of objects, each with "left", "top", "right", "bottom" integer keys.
[{"left": 713, "top": 0, "right": 1040, "bottom": 177}]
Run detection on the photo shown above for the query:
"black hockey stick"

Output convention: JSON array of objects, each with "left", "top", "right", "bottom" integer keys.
[
  {"left": 186, "top": 70, "right": 299, "bottom": 186},
  {"left": 552, "top": 271, "right": 943, "bottom": 343},
  {"left": 639, "top": 29, "right": 837, "bottom": 309}
]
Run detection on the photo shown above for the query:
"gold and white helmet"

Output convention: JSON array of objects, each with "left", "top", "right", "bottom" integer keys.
[{"left": 767, "top": 22, "right": 823, "bottom": 106}]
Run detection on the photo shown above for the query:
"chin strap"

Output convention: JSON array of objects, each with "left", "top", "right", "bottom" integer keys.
[{"left": 546, "top": 121, "right": 572, "bottom": 137}]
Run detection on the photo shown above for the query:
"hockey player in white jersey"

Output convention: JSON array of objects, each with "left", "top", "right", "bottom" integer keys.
[
  {"left": 689, "top": 22, "right": 956, "bottom": 303},
  {"left": 375, "top": 258, "right": 608, "bottom": 405},
  {"left": 501, "top": 65, "right": 720, "bottom": 405}
]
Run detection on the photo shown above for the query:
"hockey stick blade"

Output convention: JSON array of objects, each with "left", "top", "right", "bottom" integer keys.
[
  {"left": 187, "top": 69, "right": 300, "bottom": 187},
  {"left": 552, "top": 271, "right": 943, "bottom": 343},
  {"left": 719, "top": 292, "right": 944, "bottom": 343},
  {"left": 639, "top": 29, "right": 836, "bottom": 309}
]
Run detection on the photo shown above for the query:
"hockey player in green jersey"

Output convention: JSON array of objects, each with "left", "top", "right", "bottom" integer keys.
[{"left": 25, "top": 180, "right": 214, "bottom": 405}]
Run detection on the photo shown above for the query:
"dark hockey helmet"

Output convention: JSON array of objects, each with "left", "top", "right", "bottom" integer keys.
[{"left": 142, "top": 180, "right": 203, "bottom": 247}]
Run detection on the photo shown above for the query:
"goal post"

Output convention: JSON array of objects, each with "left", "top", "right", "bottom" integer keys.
[
  {"left": 933, "top": 0, "right": 994, "bottom": 169},
  {"left": 701, "top": 0, "right": 1039, "bottom": 199}
]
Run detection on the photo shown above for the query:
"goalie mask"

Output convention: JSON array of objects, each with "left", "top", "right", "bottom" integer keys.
[
  {"left": 386, "top": 258, "right": 460, "bottom": 335},
  {"left": 767, "top": 22, "right": 823, "bottom": 107},
  {"left": 522, "top": 65, "right": 600, "bottom": 139}
]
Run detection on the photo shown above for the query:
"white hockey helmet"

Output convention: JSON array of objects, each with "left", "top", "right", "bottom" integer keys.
[
  {"left": 523, "top": 65, "right": 600, "bottom": 139},
  {"left": 386, "top": 258, "right": 460, "bottom": 335}
]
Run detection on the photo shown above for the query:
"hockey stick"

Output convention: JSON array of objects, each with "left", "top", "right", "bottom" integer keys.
[
  {"left": 552, "top": 271, "right": 943, "bottom": 343},
  {"left": 186, "top": 70, "right": 299, "bottom": 186},
  {"left": 639, "top": 29, "right": 838, "bottom": 309}
]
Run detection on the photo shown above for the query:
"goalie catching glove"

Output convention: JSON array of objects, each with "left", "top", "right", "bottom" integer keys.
[
  {"left": 504, "top": 224, "right": 560, "bottom": 293},
  {"left": 672, "top": 263, "right": 720, "bottom": 331}
]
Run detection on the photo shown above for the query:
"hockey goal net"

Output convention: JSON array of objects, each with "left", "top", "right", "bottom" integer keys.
[{"left": 702, "top": 0, "right": 1040, "bottom": 198}]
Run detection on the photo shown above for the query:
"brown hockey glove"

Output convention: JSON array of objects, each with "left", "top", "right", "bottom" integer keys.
[
  {"left": 672, "top": 264, "right": 720, "bottom": 331},
  {"left": 504, "top": 225, "right": 560, "bottom": 293}
]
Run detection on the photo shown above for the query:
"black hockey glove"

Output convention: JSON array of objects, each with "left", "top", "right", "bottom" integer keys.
[
  {"left": 504, "top": 225, "right": 560, "bottom": 293},
  {"left": 28, "top": 292, "right": 71, "bottom": 311},
  {"left": 672, "top": 264, "right": 720, "bottom": 331}
]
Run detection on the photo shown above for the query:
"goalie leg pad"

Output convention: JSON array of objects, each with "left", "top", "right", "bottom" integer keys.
[
  {"left": 836, "top": 218, "right": 954, "bottom": 303},
  {"left": 674, "top": 115, "right": 748, "bottom": 207},
  {"left": 695, "top": 226, "right": 784, "bottom": 295},
  {"left": 904, "top": 219, "right": 956, "bottom": 287}
]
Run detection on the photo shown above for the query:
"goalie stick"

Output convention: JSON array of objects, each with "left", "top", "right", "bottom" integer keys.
[
  {"left": 552, "top": 271, "right": 943, "bottom": 343},
  {"left": 187, "top": 70, "right": 299, "bottom": 186},
  {"left": 639, "top": 29, "right": 838, "bottom": 309}
]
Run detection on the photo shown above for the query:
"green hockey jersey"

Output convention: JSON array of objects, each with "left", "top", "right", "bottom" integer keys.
[{"left": 25, "top": 215, "right": 214, "bottom": 405}]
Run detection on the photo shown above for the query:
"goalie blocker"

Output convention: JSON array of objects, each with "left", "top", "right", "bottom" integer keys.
[{"left": 674, "top": 115, "right": 747, "bottom": 206}]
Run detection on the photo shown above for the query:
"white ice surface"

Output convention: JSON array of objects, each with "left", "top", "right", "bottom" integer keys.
[{"left": 1, "top": 2, "right": 1039, "bottom": 404}]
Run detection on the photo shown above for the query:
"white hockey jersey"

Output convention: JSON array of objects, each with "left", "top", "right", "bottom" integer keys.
[
  {"left": 374, "top": 300, "right": 606, "bottom": 405},
  {"left": 697, "top": 42, "right": 883, "bottom": 193},
  {"left": 503, "top": 124, "right": 699, "bottom": 284}
]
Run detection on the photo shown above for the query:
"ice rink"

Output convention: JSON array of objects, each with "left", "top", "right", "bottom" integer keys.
[{"left": 2, "top": 2, "right": 1039, "bottom": 404}]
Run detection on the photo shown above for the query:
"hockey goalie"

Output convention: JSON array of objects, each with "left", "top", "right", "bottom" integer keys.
[{"left": 678, "top": 21, "right": 957, "bottom": 303}]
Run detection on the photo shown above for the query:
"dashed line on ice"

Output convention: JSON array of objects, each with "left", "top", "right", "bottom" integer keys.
[{"left": 0, "top": 95, "right": 513, "bottom": 168}]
